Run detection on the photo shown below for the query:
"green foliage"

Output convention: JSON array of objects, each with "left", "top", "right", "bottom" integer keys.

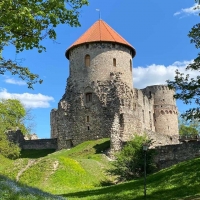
[
  {"left": 179, "top": 116, "right": 199, "bottom": 136},
  {"left": 108, "top": 135, "right": 156, "bottom": 182},
  {"left": 0, "top": 123, "right": 20, "bottom": 159},
  {"left": 0, "top": 139, "right": 113, "bottom": 194},
  {"left": 167, "top": 1, "right": 200, "bottom": 121},
  {"left": 0, "top": 99, "right": 30, "bottom": 134},
  {"left": 179, "top": 124, "right": 198, "bottom": 136},
  {"left": 0, "top": 0, "right": 89, "bottom": 88},
  {"left": 0, "top": 99, "right": 34, "bottom": 159}
]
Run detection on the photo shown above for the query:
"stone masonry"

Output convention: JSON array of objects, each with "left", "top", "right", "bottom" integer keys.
[{"left": 50, "top": 20, "right": 179, "bottom": 153}]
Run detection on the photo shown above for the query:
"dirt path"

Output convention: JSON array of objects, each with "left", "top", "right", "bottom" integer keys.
[{"left": 16, "top": 159, "right": 38, "bottom": 181}]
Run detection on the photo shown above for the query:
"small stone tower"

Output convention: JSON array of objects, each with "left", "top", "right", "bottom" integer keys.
[
  {"left": 142, "top": 85, "right": 179, "bottom": 135},
  {"left": 50, "top": 20, "right": 179, "bottom": 151}
]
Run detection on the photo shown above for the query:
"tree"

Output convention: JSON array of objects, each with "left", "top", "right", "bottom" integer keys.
[
  {"left": 0, "top": 99, "right": 32, "bottom": 135},
  {"left": 179, "top": 116, "right": 199, "bottom": 136},
  {"left": 0, "top": 0, "right": 89, "bottom": 88},
  {"left": 0, "top": 99, "right": 35, "bottom": 159},
  {"left": 108, "top": 135, "right": 156, "bottom": 182},
  {"left": 167, "top": 1, "right": 200, "bottom": 121}
]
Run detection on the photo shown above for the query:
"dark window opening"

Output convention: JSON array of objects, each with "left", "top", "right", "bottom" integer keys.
[
  {"left": 119, "top": 114, "right": 124, "bottom": 127},
  {"left": 113, "top": 58, "right": 116, "bottom": 66},
  {"left": 149, "top": 91, "right": 152, "bottom": 98},
  {"left": 87, "top": 116, "right": 89, "bottom": 122},
  {"left": 85, "top": 55, "right": 90, "bottom": 67},
  {"left": 112, "top": 43, "right": 115, "bottom": 48},
  {"left": 130, "top": 59, "right": 132, "bottom": 72},
  {"left": 86, "top": 93, "right": 92, "bottom": 103},
  {"left": 87, "top": 126, "right": 90, "bottom": 130},
  {"left": 86, "top": 44, "right": 89, "bottom": 49}
]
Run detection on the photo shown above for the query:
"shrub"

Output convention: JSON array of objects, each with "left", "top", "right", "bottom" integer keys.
[
  {"left": 0, "top": 125, "right": 20, "bottom": 159},
  {"left": 108, "top": 135, "right": 156, "bottom": 182}
]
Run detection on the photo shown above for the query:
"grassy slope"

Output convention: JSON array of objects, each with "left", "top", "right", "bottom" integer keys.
[
  {"left": 62, "top": 157, "right": 200, "bottom": 200},
  {"left": 1, "top": 139, "right": 200, "bottom": 200},
  {"left": 0, "top": 138, "right": 112, "bottom": 194}
]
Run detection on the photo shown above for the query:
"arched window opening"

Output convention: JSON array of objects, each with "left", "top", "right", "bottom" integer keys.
[
  {"left": 130, "top": 59, "right": 132, "bottom": 72},
  {"left": 87, "top": 126, "right": 90, "bottom": 130},
  {"left": 85, "top": 55, "right": 90, "bottom": 67},
  {"left": 86, "top": 93, "right": 92, "bottom": 103},
  {"left": 113, "top": 58, "right": 116, "bottom": 67}
]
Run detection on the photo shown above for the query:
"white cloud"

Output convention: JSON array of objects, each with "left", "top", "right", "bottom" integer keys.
[
  {"left": 174, "top": 4, "right": 199, "bottom": 16},
  {"left": 133, "top": 60, "right": 196, "bottom": 89},
  {"left": 4, "top": 78, "right": 26, "bottom": 86},
  {"left": 0, "top": 89, "right": 54, "bottom": 109}
]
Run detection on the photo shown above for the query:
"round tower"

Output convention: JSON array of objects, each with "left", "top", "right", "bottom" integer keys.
[
  {"left": 142, "top": 85, "right": 179, "bottom": 136},
  {"left": 65, "top": 20, "right": 136, "bottom": 89}
]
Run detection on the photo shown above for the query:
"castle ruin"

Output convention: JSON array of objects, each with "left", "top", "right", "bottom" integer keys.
[{"left": 50, "top": 20, "right": 179, "bottom": 152}]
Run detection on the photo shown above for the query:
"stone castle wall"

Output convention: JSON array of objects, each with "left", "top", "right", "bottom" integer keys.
[
  {"left": 154, "top": 141, "right": 200, "bottom": 170},
  {"left": 6, "top": 130, "right": 58, "bottom": 150},
  {"left": 50, "top": 41, "right": 179, "bottom": 152}
]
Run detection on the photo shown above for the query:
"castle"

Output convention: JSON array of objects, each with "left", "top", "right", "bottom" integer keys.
[{"left": 50, "top": 19, "right": 179, "bottom": 153}]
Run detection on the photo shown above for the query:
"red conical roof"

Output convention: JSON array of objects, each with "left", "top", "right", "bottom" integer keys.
[{"left": 65, "top": 20, "right": 136, "bottom": 59}]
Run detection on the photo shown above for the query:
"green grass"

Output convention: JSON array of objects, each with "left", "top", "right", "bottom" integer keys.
[
  {"left": 1, "top": 138, "right": 200, "bottom": 200},
  {"left": 0, "top": 138, "right": 112, "bottom": 194},
  {"left": 20, "top": 149, "right": 56, "bottom": 158},
  {"left": 61, "top": 157, "right": 200, "bottom": 200},
  {"left": 0, "top": 175, "right": 64, "bottom": 200}
]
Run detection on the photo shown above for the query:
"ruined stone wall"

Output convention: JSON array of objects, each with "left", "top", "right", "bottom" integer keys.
[
  {"left": 50, "top": 109, "right": 58, "bottom": 138},
  {"left": 6, "top": 130, "right": 25, "bottom": 148},
  {"left": 22, "top": 139, "right": 58, "bottom": 150},
  {"left": 154, "top": 141, "right": 200, "bottom": 170},
  {"left": 50, "top": 41, "right": 179, "bottom": 153},
  {"left": 136, "top": 89, "right": 155, "bottom": 132},
  {"left": 53, "top": 70, "right": 140, "bottom": 150},
  {"left": 6, "top": 130, "right": 58, "bottom": 150}
]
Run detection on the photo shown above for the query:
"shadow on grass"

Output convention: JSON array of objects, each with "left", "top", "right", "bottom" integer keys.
[
  {"left": 93, "top": 140, "right": 110, "bottom": 154},
  {"left": 61, "top": 182, "right": 200, "bottom": 200},
  {"left": 0, "top": 174, "right": 64, "bottom": 199},
  {"left": 20, "top": 149, "right": 56, "bottom": 158},
  {"left": 62, "top": 158, "right": 200, "bottom": 199}
]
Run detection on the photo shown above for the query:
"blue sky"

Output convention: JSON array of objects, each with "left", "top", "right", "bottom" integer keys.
[{"left": 1, "top": 0, "right": 199, "bottom": 138}]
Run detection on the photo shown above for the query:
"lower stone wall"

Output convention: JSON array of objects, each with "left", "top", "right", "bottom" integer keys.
[
  {"left": 154, "top": 141, "right": 200, "bottom": 170},
  {"left": 22, "top": 139, "right": 58, "bottom": 150}
]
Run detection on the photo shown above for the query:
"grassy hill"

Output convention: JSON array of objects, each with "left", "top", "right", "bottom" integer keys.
[
  {"left": 0, "top": 138, "right": 112, "bottom": 194},
  {"left": 0, "top": 138, "right": 200, "bottom": 200},
  {"left": 63, "top": 157, "right": 200, "bottom": 200}
]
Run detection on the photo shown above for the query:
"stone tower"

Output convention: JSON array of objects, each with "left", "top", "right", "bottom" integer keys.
[
  {"left": 142, "top": 85, "right": 179, "bottom": 136},
  {"left": 50, "top": 20, "right": 179, "bottom": 151}
]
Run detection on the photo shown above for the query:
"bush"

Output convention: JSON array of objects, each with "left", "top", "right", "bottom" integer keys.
[
  {"left": 108, "top": 135, "right": 156, "bottom": 182},
  {"left": 0, "top": 126, "right": 20, "bottom": 159}
]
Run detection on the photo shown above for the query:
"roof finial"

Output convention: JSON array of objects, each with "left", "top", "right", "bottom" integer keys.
[{"left": 96, "top": 9, "right": 101, "bottom": 20}]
